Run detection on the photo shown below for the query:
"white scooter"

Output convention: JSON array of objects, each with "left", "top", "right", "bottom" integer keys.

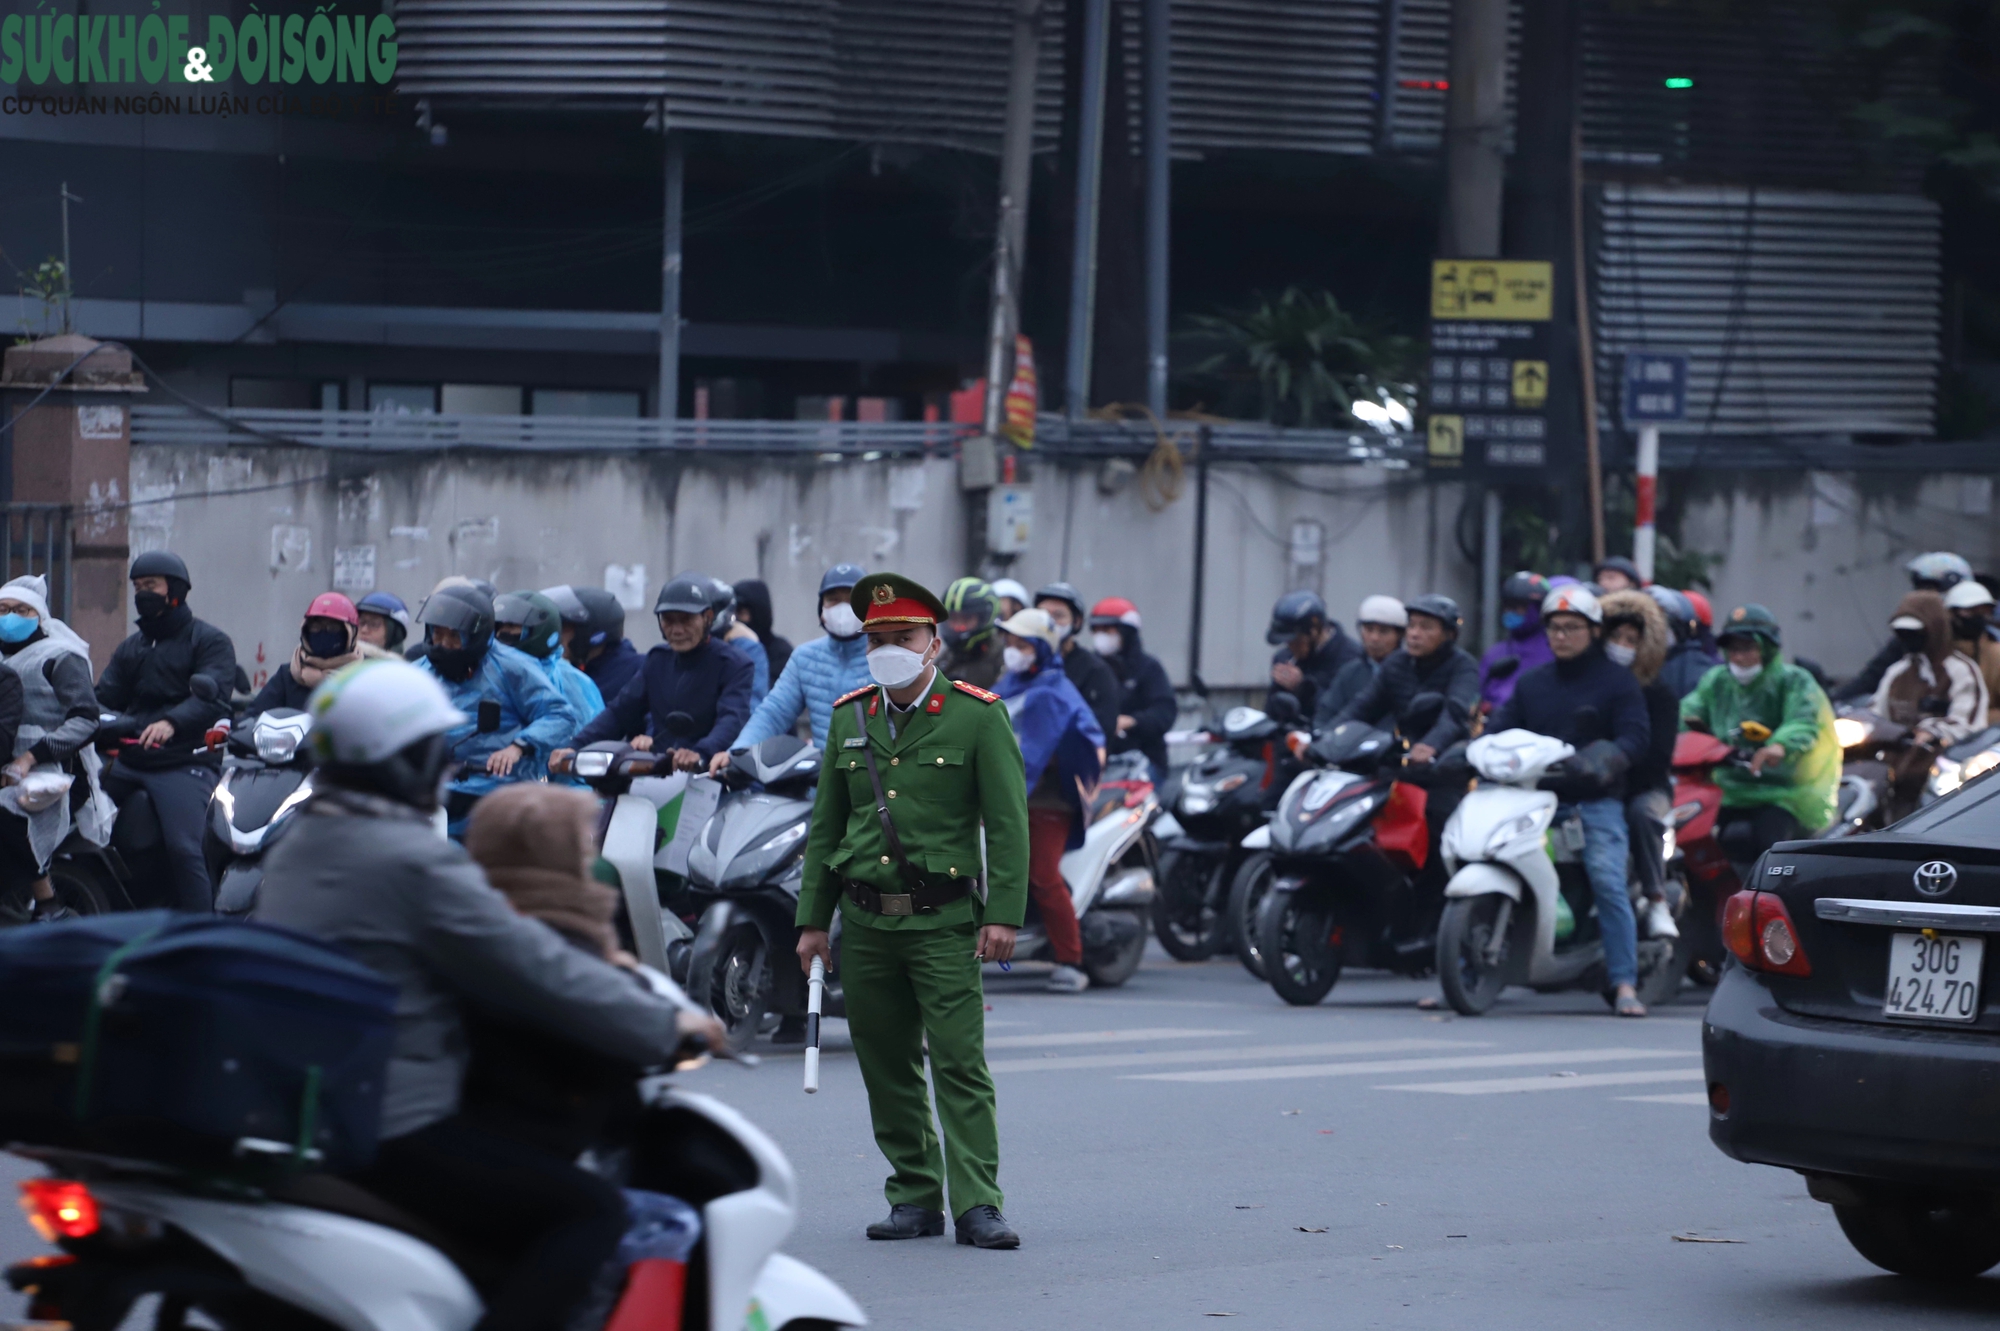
[
  {"left": 1433, "top": 729, "right": 1680, "bottom": 1015},
  {"left": 5, "top": 984, "right": 866, "bottom": 1331},
  {"left": 1006, "top": 750, "right": 1160, "bottom": 987}
]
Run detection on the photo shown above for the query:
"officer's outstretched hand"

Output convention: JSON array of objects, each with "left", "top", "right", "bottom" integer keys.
[
  {"left": 797, "top": 928, "right": 833, "bottom": 975},
  {"left": 976, "top": 924, "right": 1017, "bottom": 963}
]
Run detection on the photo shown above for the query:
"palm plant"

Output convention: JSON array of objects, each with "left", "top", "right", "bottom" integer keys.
[{"left": 1182, "top": 288, "right": 1417, "bottom": 428}]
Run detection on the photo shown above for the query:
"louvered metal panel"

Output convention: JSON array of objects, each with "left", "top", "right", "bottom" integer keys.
[
  {"left": 1592, "top": 184, "right": 1940, "bottom": 438},
  {"left": 1165, "top": 0, "right": 1385, "bottom": 155}
]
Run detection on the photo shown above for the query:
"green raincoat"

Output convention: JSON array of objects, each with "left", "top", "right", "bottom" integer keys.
[{"left": 1678, "top": 644, "right": 1839, "bottom": 832}]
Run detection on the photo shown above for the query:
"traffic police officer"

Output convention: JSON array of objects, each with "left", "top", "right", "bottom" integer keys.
[{"left": 794, "top": 572, "right": 1030, "bottom": 1250}]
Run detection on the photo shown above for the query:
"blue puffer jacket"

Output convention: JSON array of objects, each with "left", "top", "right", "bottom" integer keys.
[
  {"left": 728, "top": 632, "right": 771, "bottom": 709},
  {"left": 537, "top": 654, "right": 604, "bottom": 784},
  {"left": 421, "top": 643, "right": 580, "bottom": 799},
  {"left": 735, "top": 633, "right": 872, "bottom": 748}
]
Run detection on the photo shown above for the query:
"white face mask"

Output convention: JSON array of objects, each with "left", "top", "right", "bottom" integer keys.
[
  {"left": 1092, "top": 630, "right": 1123, "bottom": 656},
  {"left": 1604, "top": 641, "right": 1637, "bottom": 668},
  {"left": 1728, "top": 661, "right": 1763, "bottom": 686},
  {"left": 821, "top": 602, "right": 863, "bottom": 639},
  {"left": 867, "top": 642, "right": 932, "bottom": 689},
  {"left": 1002, "top": 645, "right": 1034, "bottom": 673}
]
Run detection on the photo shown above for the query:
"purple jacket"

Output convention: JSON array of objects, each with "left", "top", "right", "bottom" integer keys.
[{"left": 1478, "top": 625, "right": 1556, "bottom": 712}]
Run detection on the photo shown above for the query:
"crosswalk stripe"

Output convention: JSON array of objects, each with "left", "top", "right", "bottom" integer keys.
[
  {"left": 989, "top": 1038, "right": 1488, "bottom": 1075},
  {"left": 1378, "top": 1068, "right": 1705, "bottom": 1095},
  {"left": 1617, "top": 1092, "right": 1712, "bottom": 1106},
  {"left": 982, "top": 1028, "right": 1246, "bottom": 1050},
  {"left": 1125, "top": 1046, "right": 1691, "bottom": 1085}
]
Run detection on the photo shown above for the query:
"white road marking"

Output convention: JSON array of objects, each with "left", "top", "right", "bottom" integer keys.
[
  {"left": 1617, "top": 1092, "right": 1712, "bottom": 1106},
  {"left": 989, "top": 1038, "right": 1489, "bottom": 1075},
  {"left": 1127, "top": 1046, "right": 1692, "bottom": 1084},
  {"left": 1378, "top": 1068, "right": 1705, "bottom": 1095},
  {"left": 982, "top": 1027, "right": 1247, "bottom": 1050}
]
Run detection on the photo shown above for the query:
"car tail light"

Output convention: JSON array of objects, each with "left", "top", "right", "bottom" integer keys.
[
  {"left": 1721, "top": 890, "right": 1812, "bottom": 977},
  {"left": 19, "top": 1180, "right": 98, "bottom": 1241},
  {"left": 1722, "top": 891, "right": 1757, "bottom": 965},
  {"left": 1708, "top": 1083, "right": 1730, "bottom": 1117}
]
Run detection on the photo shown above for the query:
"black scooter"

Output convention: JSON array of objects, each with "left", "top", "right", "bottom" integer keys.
[
  {"left": 204, "top": 709, "right": 315, "bottom": 917},
  {"left": 1152, "top": 697, "right": 1307, "bottom": 964}
]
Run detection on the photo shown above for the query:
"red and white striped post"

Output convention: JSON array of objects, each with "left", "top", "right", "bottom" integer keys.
[{"left": 1633, "top": 423, "right": 1659, "bottom": 583}]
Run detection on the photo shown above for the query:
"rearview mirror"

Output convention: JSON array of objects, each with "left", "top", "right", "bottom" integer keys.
[
  {"left": 477, "top": 700, "right": 502, "bottom": 734},
  {"left": 189, "top": 674, "right": 219, "bottom": 703},
  {"left": 1266, "top": 692, "right": 1300, "bottom": 724}
]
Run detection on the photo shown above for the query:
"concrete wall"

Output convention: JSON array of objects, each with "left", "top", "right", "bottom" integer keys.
[
  {"left": 119, "top": 443, "right": 1989, "bottom": 699},
  {"left": 123, "top": 445, "right": 1470, "bottom": 696}
]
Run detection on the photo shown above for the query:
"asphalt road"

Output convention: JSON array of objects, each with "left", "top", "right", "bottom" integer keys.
[{"left": 9, "top": 947, "right": 2000, "bottom": 1329}]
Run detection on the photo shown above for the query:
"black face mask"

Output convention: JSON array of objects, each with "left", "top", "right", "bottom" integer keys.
[
  {"left": 1896, "top": 628, "right": 1929, "bottom": 655},
  {"left": 1954, "top": 613, "right": 1989, "bottom": 641},
  {"left": 303, "top": 628, "right": 350, "bottom": 659},
  {"left": 135, "top": 590, "right": 171, "bottom": 621},
  {"left": 427, "top": 643, "right": 483, "bottom": 683}
]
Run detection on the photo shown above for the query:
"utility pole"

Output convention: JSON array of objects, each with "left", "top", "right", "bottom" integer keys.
[
  {"left": 1141, "top": 0, "right": 1171, "bottom": 416},
  {"left": 980, "top": 0, "right": 1043, "bottom": 439},
  {"left": 659, "top": 127, "right": 685, "bottom": 428},
  {"left": 1064, "top": 0, "right": 1113, "bottom": 419},
  {"left": 1438, "top": 0, "right": 1507, "bottom": 645},
  {"left": 59, "top": 182, "right": 82, "bottom": 334}
]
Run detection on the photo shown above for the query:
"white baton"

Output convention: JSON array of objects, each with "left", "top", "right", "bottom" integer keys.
[{"left": 804, "top": 955, "right": 825, "bottom": 1094}]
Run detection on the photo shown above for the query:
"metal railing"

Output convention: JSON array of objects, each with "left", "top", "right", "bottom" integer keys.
[
  {"left": 128, "top": 404, "right": 1427, "bottom": 466},
  {"left": 0, "top": 504, "right": 73, "bottom": 620}
]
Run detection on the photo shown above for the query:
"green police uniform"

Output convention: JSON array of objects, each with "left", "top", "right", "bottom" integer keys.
[{"left": 796, "top": 573, "right": 1030, "bottom": 1227}]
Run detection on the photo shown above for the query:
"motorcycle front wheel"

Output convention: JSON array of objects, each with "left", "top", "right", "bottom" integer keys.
[
  {"left": 699, "top": 921, "right": 771, "bottom": 1046},
  {"left": 1227, "top": 852, "right": 1276, "bottom": 979},
  {"left": 1255, "top": 886, "right": 1344, "bottom": 1006},
  {"left": 1437, "top": 894, "right": 1511, "bottom": 1015},
  {"left": 1151, "top": 849, "right": 1227, "bottom": 961}
]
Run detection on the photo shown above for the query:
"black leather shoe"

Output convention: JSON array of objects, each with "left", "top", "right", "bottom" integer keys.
[
  {"left": 954, "top": 1205, "right": 1020, "bottom": 1249},
  {"left": 866, "top": 1204, "right": 945, "bottom": 1240}
]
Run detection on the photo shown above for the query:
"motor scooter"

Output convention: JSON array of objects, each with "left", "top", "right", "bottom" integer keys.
[
  {"left": 203, "top": 710, "right": 315, "bottom": 917},
  {"left": 1007, "top": 749, "right": 1159, "bottom": 988},
  {"left": 1435, "top": 729, "right": 1681, "bottom": 1015},
  {"left": 1921, "top": 719, "right": 2000, "bottom": 805},
  {"left": 4, "top": 1007, "right": 866, "bottom": 1331},
  {"left": 1150, "top": 700, "right": 1305, "bottom": 962},
  {"left": 682, "top": 733, "right": 843, "bottom": 1045},
  {"left": 1249, "top": 719, "right": 1443, "bottom": 1006}
]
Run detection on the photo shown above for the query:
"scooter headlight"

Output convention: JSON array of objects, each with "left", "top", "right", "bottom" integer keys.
[
  {"left": 754, "top": 822, "right": 809, "bottom": 857},
  {"left": 574, "top": 750, "right": 614, "bottom": 779},
  {"left": 1180, "top": 784, "right": 1215, "bottom": 815},
  {"left": 1965, "top": 751, "right": 2000, "bottom": 783},
  {"left": 256, "top": 729, "right": 301, "bottom": 763},
  {"left": 1833, "top": 716, "right": 1871, "bottom": 750},
  {"left": 1930, "top": 755, "right": 1965, "bottom": 798},
  {"left": 1485, "top": 805, "right": 1555, "bottom": 857}
]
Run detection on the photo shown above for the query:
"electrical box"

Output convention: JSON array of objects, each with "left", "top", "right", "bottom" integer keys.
[{"left": 986, "top": 485, "right": 1032, "bottom": 555}]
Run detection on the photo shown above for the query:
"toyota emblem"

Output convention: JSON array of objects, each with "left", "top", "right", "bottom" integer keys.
[{"left": 1914, "top": 861, "right": 1959, "bottom": 897}]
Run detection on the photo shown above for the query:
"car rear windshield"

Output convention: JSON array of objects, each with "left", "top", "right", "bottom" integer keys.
[{"left": 1887, "top": 778, "right": 2000, "bottom": 847}]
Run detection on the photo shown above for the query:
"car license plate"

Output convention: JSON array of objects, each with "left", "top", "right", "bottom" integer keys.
[{"left": 1883, "top": 932, "right": 1985, "bottom": 1023}]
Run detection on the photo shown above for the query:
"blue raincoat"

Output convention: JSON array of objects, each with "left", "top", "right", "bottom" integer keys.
[
  {"left": 995, "top": 640, "right": 1105, "bottom": 850},
  {"left": 421, "top": 642, "right": 580, "bottom": 804}
]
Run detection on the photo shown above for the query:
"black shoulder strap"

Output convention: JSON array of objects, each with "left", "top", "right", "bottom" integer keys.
[{"left": 852, "top": 698, "right": 926, "bottom": 894}]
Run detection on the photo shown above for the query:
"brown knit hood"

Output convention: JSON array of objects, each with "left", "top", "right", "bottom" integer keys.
[
  {"left": 1599, "top": 590, "right": 1669, "bottom": 684},
  {"left": 465, "top": 783, "right": 617, "bottom": 957},
  {"left": 1891, "top": 589, "right": 1952, "bottom": 680}
]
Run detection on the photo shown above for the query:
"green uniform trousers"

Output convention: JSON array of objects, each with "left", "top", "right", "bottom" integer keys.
[{"left": 840, "top": 917, "right": 1001, "bottom": 1216}]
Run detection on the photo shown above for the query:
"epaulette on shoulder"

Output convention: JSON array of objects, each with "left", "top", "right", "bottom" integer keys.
[
  {"left": 951, "top": 679, "right": 1001, "bottom": 704},
  {"left": 835, "top": 684, "right": 875, "bottom": 708}
]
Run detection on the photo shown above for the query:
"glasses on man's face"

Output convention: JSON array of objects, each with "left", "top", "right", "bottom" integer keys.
[{"left": 1545, "top": 620, "right": 1592, "bottom": 638}]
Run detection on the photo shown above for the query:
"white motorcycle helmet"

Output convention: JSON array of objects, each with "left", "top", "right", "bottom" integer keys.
[
  {"left": 1540, "top": 584, "right": 1603, "bottom": 625},
  {"left": 307, "top": 659, "right": 467, "bottom": 808}
]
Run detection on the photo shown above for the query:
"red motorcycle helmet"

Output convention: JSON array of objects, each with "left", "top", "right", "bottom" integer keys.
[
  {"left": 1682, "top": 589, "right": 1713, "bottom": 631},
  {"left": 1089, "top": 596, "right": 1142, "bottom": 630},
  {"left": 306, "top": 591, "right": 360, "bottom": 625}
]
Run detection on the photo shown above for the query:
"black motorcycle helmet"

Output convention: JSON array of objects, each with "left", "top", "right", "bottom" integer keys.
[
  {"left": 703, "top": 576, "right": 739, "bottom": 633},
  {"left": 573, "top": 587, "right": 627, "bottom": 651},
  {"left": 1501, "top": 571, "right": 1550, "bottom": 606},
  {"left": 940, "top": 577, "right": 998, "bottom": 653},
  {"left": 493, "top": 590, "right": 563, "bottom": 660},
  {"left": 1406, "top": 593, "right": 1463, "bottom": 636},
  {"left": 130, "top": 549, "right": 192, "bottom": 608},
  {"left": 655, "top": 575, "right": 714, "bottom": 619},
  {"left": 1033, "top": 581, "right": 1087, "bottom": 637},
  {"left": 418, "top": 583, "right": 496, "bottom": 683},
  {"left": 1266, "top": 590, "right": 1328, "bottom": 646}
]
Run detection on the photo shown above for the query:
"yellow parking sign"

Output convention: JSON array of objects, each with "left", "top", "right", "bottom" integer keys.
[
  {"left": 1511, "top": 360, "right": 1549, "bottom": 408},
  {"left": 1431, "top": 260, "right": 1553, "bottom": 321}
]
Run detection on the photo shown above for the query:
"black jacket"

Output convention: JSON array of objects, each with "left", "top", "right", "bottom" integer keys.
[
  {"left": 1313, "top": 656, "right": 1382, "bottom": 732},
  {"left": 1834, "top": 634, "right": 1905, "bottom": 704},
  {"left": 1632, "top": 678, "right": 1679, "bottom": 795},
  {"left": 1490, "top": 644, "right": 1650, "bottom": 800},
  {"left": 583, "top": 639, "right": 644, "bottom": 705},
  {"left": 574, "top": 635, "right": 753, "bottom": 760},
  {"left": 1269, "top": 628, "right": 1360, "bottom": 721},
  {"left": 1062, "top": 643, "right": 1123, "bottom": 746},
  {"left": 1330, "top": 645, "right": 1481, "bottom": 754},
  {"left": 1107, "top": 634, "right": 1177, "bottom": 772},
  {"left": 95, "top": 607, "right": 237, "bottom": 769}
]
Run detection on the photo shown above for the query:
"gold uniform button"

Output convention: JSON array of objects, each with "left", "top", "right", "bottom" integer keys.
[
  {"left": 880, "top": 855, "right": 891, "bottom": 864},
  {"left": 890, "top": 757, "right": 899, "bottom": 766},
  {"left": 936, "top": 756, "right": 945, "bottom": 765},
  {"left": 888, "top": 789, "right": 898, "bottom": 798},
  {"left": 949, "top": 866, "right": 958, "bottom": 877}
]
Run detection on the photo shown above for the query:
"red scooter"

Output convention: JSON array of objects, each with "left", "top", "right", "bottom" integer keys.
[{"left": 1668, "top": 722, "right": 1773, "bottom": 984}]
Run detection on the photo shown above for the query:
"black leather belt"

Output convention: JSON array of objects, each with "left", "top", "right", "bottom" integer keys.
[{"left": 844, "top": 876, "right": 970, "bottom": 917}]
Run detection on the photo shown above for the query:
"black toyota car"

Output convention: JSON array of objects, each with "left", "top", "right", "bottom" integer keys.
[{"left": 1705, "top": 776, "right": 2000, "bottom": 1280}]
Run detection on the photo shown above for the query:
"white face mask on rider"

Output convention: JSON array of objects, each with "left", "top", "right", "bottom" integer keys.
[
  {"left": 1092, "top": 630, "right": 1123, "bottom": 656},
  {"left": 1728, "top": 661, "right": 1763, "bottom": 686},
  {"left": 821, "top": 602, "right": 863, "bottom": 639},
  {"left": 1002, "top": 645, "right": 1034, "bottom": 673},
  {"left": 867, "top": 642, "right": 932, "bottom": 689},
  {"left": 1604, "top": 641, "right": 1637, "bottom": 668}
]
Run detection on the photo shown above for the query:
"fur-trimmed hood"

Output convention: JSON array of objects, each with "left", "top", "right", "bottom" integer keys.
[{"left": 1600, "top": 589, "right": 1670, "bottom": 685}]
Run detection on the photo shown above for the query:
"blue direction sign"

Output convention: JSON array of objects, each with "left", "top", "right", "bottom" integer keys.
[{"left": 1622, "top": 352, "right": 1688, "bottom": 424}]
